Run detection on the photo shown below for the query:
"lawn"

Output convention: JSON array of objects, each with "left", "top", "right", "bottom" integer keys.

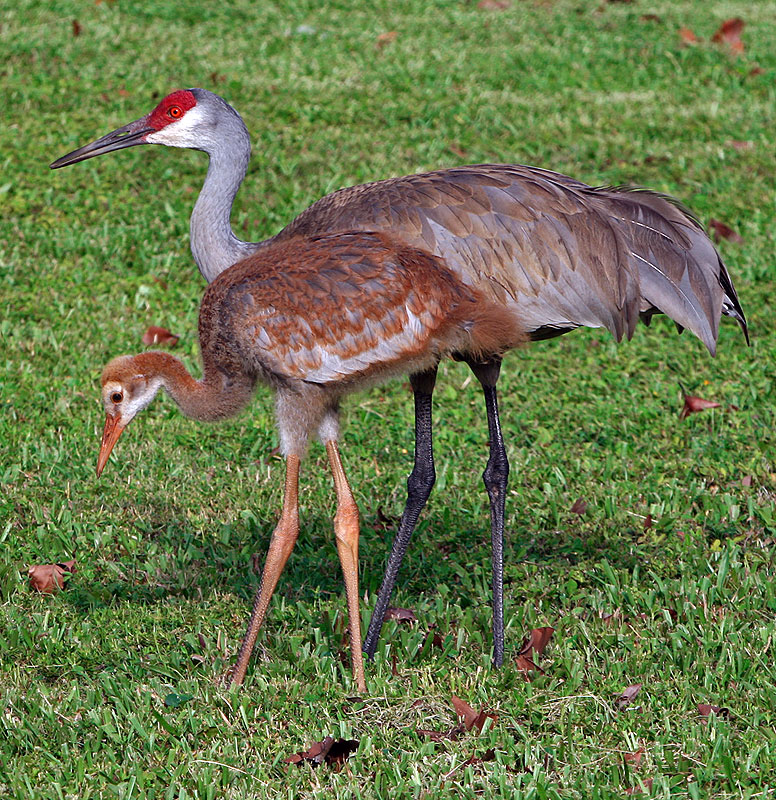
[{"left": 1, "top": 1, "right": 775, "bottom": 797}]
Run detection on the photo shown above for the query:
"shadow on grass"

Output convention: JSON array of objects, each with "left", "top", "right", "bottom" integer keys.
[{"left": 58, "top": 492, "right": 672, "bottom": 614}]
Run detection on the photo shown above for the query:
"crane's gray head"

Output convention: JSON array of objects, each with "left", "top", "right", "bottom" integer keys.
[{"left": 50, "top": 88, "right": 247, "bottom": 168}]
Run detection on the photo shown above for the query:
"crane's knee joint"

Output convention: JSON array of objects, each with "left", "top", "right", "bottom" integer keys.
[
  {"left": 407, "top": 462, "right": 435, "bottom": 503},
  {"left": 483, "top": 456, "right": 509, "bottom": 495}
]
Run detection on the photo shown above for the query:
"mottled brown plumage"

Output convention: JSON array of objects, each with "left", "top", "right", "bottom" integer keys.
[{"left": 96, "top": 231, "right": 523, "bottom": 692}]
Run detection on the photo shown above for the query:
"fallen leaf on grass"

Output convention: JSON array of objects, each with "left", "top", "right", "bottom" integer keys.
[
  {"left": 709, "top": 218, "right": 744, "bottom": 244},
  {"left": 418, "top": 629, "right": 444, "bottom": 653},
  {"left": 72, "top": 19, "right": 82, "bottom": 36},
  {"left": 728, "top": 140, "right": 753, "bottom": 151},
  {"left": 712, "top": 18, "right": 744, "bottom": 54},
  {"left": 516, "top": 627, "right": 554, "bottom": 675},
  {"left": 418, "top": 697, "right": 497, "bottom": 742},
  {"left": 680, "top": 394, "right": 722, "bottom": 419},
  {"left": 617, "top": 683, "right": 642, "bottom": 710},
  {"left": 570, "top": 498, "right": 587, "bottom": 515},
  {"left": 697, "top": 703, "right": 730, "bottom": 719},
  {"left": 643, "top": 514, "right": 653, "bottom": 532},
  {"left": 477, "top": 0, "right": 510, "bottom": 8},
  {"left": 142, "top": 326, "right": 179, "bottom": 347},
  {"left": 742, "top": 475, "right": 753, "bottom": 488},
  {"left": 679, "top": 27, "right": 699, "bottom": 45},
  {"left": 451, "top": 696, "right": 498, "bottom": 733},
  {"left": 640, "top": 13, "right": 662, "bottom": 23},
  {"left": 376, "top": 31, "right": 398, "bottom": 49},
  {"left": 417, "top": 725, "right": 465, "bottom": 742},
  {"left": 384, "top": 606, "right": 417, "bottom": 622},
  {"left": 28, "top": 560, "right": 76, "bottom": 593},
  {"left": 284, "top": 736, "right": 359, "bottom": 770},
  {"left": 624, "top": 747, "right": 645, "bottom": 768}
]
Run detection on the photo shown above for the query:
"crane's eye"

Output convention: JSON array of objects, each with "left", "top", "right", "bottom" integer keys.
[
  {"left": 111, "top": 392, "right": 123, "bottom": 404},
  {"left": 168, "top": 106, "right": 183, "bottom": 119}
]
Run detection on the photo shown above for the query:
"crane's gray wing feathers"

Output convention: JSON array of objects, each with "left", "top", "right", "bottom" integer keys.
[{"left": 275, "top": 164, "right": 747, "bottom": 351}]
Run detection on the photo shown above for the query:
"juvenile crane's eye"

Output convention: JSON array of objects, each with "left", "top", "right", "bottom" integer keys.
[
  {"left": 168, "top": 106, "right": 183, "bottom": 119},
  {"left": 111, "top": 392, "right": 123, "bottom": 404}
]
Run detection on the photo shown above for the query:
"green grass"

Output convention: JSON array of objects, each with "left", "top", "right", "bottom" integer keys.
[{"left": 2, "top": 0, "right": 775, "bottom": 797}]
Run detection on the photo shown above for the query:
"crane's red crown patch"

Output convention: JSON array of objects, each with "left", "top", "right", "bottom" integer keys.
[{"left": 148, "top": 90, "right": 197, "bottom": 130}]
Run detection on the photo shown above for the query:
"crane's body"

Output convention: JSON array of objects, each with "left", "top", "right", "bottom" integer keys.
[{"left": 53, "top": 88, "right": 747, "bottom": 689}]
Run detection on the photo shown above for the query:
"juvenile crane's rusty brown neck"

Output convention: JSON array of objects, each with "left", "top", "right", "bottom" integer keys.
[{"left": 132, "top": 350, "right": 255, "bottom": 422}]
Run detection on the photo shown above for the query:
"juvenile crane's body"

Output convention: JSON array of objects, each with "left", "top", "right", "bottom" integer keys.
[{"left": 53, "top": 88, "right": 747, "bottom": 688}]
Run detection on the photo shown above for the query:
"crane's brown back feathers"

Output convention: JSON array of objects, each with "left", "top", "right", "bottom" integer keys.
[{"left": 201, "top": 231, "right": 525, "bottom": 388}]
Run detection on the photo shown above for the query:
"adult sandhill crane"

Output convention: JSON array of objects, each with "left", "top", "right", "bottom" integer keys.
[{"left": 53, "top": 89, "right": 747, "bottom": 682}]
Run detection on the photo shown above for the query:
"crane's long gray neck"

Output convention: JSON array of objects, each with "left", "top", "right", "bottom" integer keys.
[{"left": 189, "top": 106, "right": 266, "bottom": 283}]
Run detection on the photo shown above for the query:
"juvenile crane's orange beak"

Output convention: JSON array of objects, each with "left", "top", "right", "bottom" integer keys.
[{"left": 96, "top": 414, "right": 125, "bottom": 477}]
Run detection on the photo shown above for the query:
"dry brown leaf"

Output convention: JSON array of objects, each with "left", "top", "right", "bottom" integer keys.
[
  {"left": 477, "top": 0, "right": 510, "bottom": 8},
  {"left": 516, "top": 627, "right": 553, "bottom": 677},
  {"left": 516, "top": 653, "right": 544, "bottom": 674},
  {"left": 450, "top": 697, "right": 498, "bottom": 733},
  {"left": 142, "top": 326, "right": 179, "bottom": 347},
  {"left": 617, "top": 683, "right": 642, "bottom": 710},
  {"left": 697, "top": 703, "right": 730, "bottom": 719},
  {"left": 520, "top": 627, "right": 554, "bottom": 657},
  {"left": 384, "top": 606, "right": 417, "bottom": 622},
  {"left": 643, "top": 513, "right": 653, "bottom": 531},
  {"left": 72, "top": 19, "right": 82, "bottom": 36},
  {"left": 417, "top": 725, "right": 465, "bottom": 742},
  {"left": 640, "top": 13, "right": 662, "bottom": 23},
  {"left": 418, "top": 629, "right": 444, "bottom": 653},
  {"left": 624, "top": 747, "right": 645, "bottom": 768},
  {"left": 284, "top": 736, "right": 358, "bottom": 770},
  {"left": 451, "top": 696, "right": 480, "bottom": 729},
  {"left": 570, "top": 498, "right": 587, "bottom": 515},
  {"left": 28, "top": 560, "right": 76, "bottom": 593},
  {"left": 680, "top": 394, "right": 722, "bottom": 420},
  {"left": 376, "top": 31, "right": 398, "bottom": 49},
  {"left": 679, "top": 27, "right": 699, "bottom": 45},
  {"left": 742, "top": 475, "right": 753, "bottom": 488},
  {"left": 749, "top": 66, "right": 765, "bottom": 76},
  {"left": 709, "top": 218, "right": 744, "bottom": 244},
  {"left": 712, "top": 18, "right": 744, "bottom": 53}
]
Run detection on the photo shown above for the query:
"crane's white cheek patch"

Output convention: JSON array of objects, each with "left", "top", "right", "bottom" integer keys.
[{"left": 146, "top": 106, "right": 208, "bottom": 148}]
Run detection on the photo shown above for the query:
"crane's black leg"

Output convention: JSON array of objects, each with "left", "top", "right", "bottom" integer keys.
[
  {"left": 364, "top": 365, "right": 438, "bottom": 659},
  {"left": 466, "top": 356, "right": 509, "bottom": 668}
]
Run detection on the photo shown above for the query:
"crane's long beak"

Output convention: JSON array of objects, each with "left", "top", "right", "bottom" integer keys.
[
  {"left": 50, "top": 117, "right": 154, "bottom": 169},
  {"left": 96, "top": 414, "right": 126, "bottom": 477}
]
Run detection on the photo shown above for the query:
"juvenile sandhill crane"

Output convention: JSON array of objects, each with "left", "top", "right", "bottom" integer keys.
[{"left": 53, "top": 89, "right": 747, "bottom": 684}]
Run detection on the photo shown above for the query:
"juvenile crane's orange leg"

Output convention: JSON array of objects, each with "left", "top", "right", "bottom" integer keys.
[
  {"left": 230, "top": 455, "right": 300, "bottom": 687},
  {"left": 325, "top": 441, "right": 367, "bottom": 693}
]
